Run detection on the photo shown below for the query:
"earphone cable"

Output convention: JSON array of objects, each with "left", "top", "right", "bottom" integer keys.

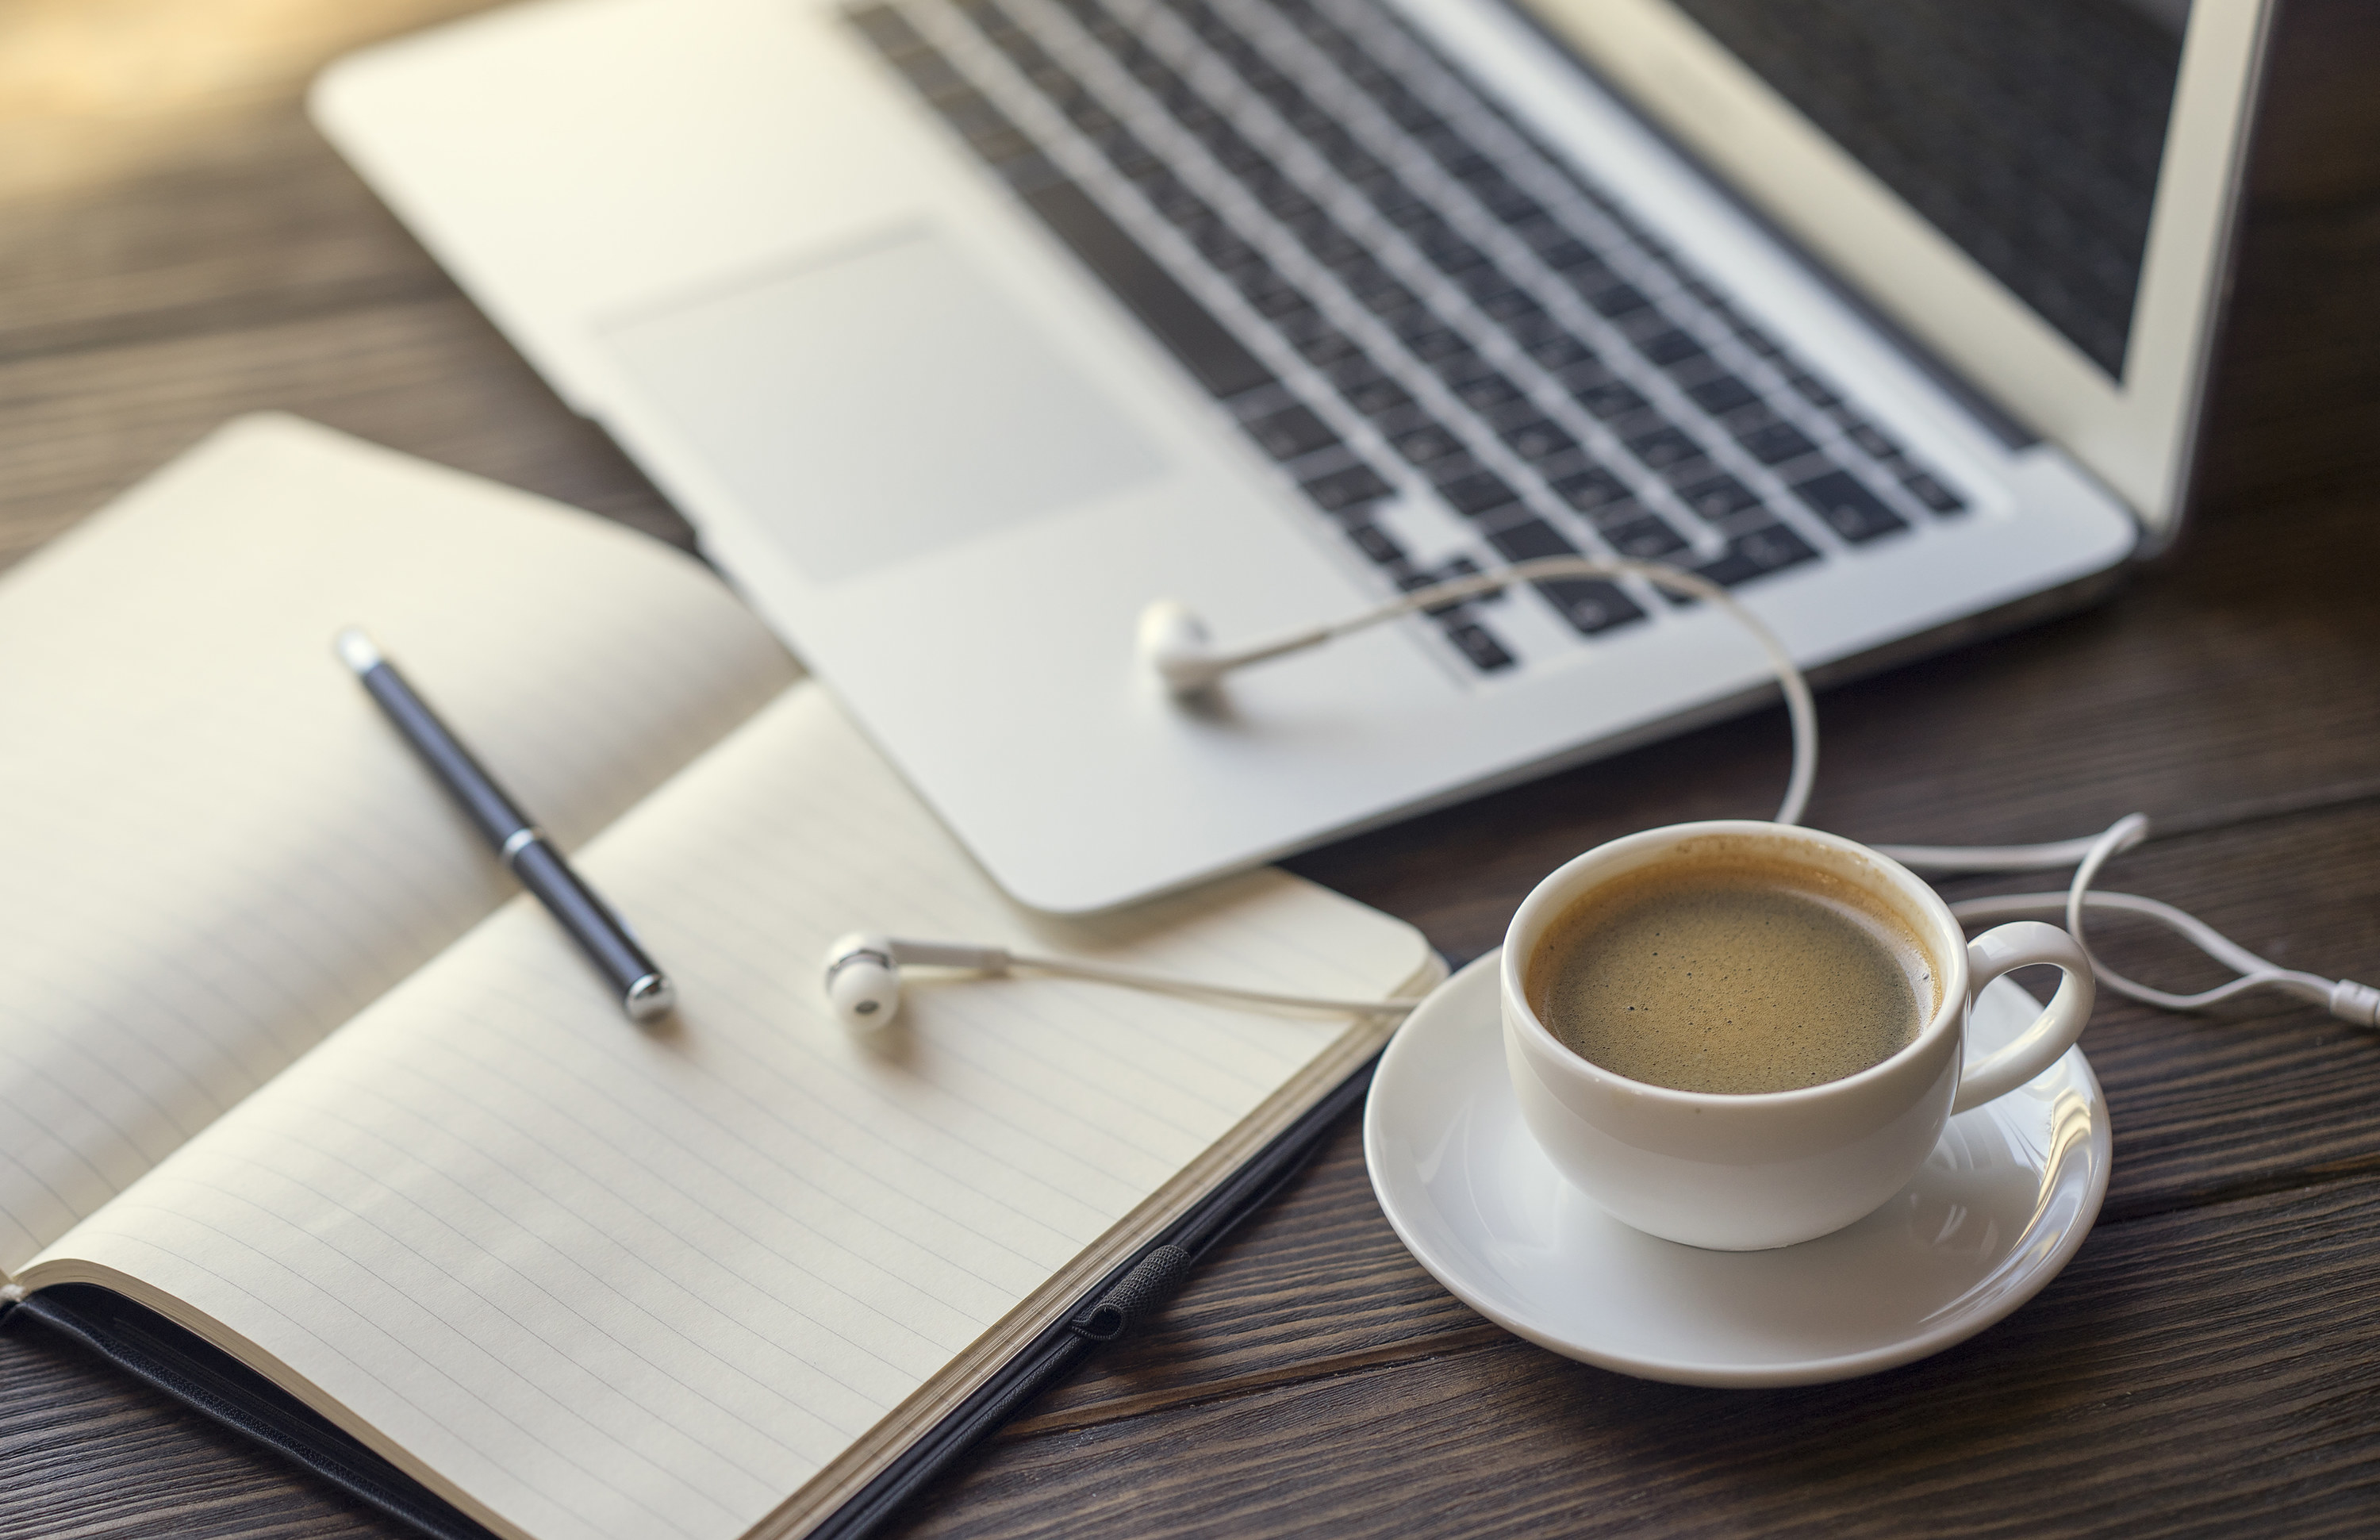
[
  {"left": 848, "top": 560, "right": 2380, "bottom": 1035},
  {"left": 1296, "top": 559, "right": 2377, "bottom": 1029}
]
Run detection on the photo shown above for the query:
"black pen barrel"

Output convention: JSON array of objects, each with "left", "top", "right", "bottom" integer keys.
[
  {"left": 339, "top": 628, "right": 675, "bottom": 1023},
  {"left": 506, "top": 839, "right": 673, "bottom": 1021},
  {"left": 354, "top": 660, "right": 531, "bottom": 848}
]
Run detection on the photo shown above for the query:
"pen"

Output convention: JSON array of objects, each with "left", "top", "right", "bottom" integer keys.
[{"left": 336, "top": 628, "right": 677, "bottom": 1023}]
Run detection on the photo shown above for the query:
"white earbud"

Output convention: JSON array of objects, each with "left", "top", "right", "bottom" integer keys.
[
  {"left": 1138, "top": 599, "right": 1339, "bottom": 699},
  {"left": 823, "top": 933, "right": 1015, "bottom": 1028},
  {"left": 1137, "top": 600, "right": 1226, "bottom": 695},
  {"left": 823, "top": 934, "right": 901, "bottom": 1026}
]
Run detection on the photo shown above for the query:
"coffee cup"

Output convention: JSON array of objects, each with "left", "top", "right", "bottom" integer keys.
[{"left": 1500, "top": 820, "right": 2094, "bottom": 1250}]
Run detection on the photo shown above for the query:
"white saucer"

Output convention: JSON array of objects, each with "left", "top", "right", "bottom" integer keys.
[{"left": 1365, "top": 950, "right": 2110, "bottom": 1386}]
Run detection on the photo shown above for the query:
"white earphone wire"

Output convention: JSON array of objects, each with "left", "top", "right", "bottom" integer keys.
[
  {"left": 1002, "top": 951, "right": 1420, "bottom": 1015},
  {"left": 1205, "top": 556, "right": 1818, "bottom": 827},
  {"left": 1137, "top": 558, "right": 2376, "bottom": 1031},
  {"left": 845, "top": 565, "right": 2378, "bottom": 1032}
]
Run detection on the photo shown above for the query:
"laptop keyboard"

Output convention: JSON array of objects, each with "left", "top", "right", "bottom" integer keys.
[{"left": 848, "top": 0, "right": 1970, "bottom": 677}]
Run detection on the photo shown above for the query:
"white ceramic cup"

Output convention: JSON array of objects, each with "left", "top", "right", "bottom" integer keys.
[{"left": 1501, "top": 820, "right": 2094, "bottom": 1251}]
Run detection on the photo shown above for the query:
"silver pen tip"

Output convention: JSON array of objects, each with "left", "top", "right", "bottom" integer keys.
[
  {"left": 625, "top": 974, "right": 677, "bottom": 1023},
  {"left": 335, "top": 627, "right": 383, "bottom": 674}
]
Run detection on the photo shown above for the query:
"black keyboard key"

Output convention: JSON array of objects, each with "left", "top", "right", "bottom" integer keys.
[
  {"left": 1443, "top": 619, "right": 1518, "bottom": 671},
  {"left": 1356, "top": 278, "right": 1422, "bottom": 319},
  {"left": 1384, "top": 420, "right": 1469, "bottom": 469},
  {"left": 1485, "top": 517, "right": 1579, "bottom": 562},
  {"left": 1193, "top": 222, "right": 1262, "bottom": 274},
  {"left": 1262, "top": 184, "right": 1323, "bottom": 228},
  {"left": 1787, "top": 372, "right": 1841, "bottom": 409},
  {"left": 1434, "top": 467, "right": 1521, "bottom": 517},
  {"left": 1302, "top": 461, "right": 1395, "bottom": 513},
  {"left": 1412, "top": 226, "right": 1488, "bottom": 276},
  {"left": 1017, "top": 181, "right": 1275, "bottom": 399},
  {"left": 1397, "top": 563, "right": 1484, "bottom": 619},
  {"left": 1376, "top": 188, "right": 1441, "bottom": 232},
  {"left": 1450, "top": 371, "right": 1526, "bottom": 412},
  {"left": 1096, "top": 127, "right": 1162, "bottom": 179},
  {"left": 1307, "top": 225, "right": 1369, "bottom": 268},
  {"left": 1737, "top": 418, "right": 1820, "bottom": 466},
  {"left": 1548, "top": 463, "right": 1634, "bottom": 516},
  {"left": 1585, "top": 281, "right": 1652, "bottom": 319},
  {"left": 1246, "top": 405, "right": 1341, "bottom": 462},
  {"left": 1403, "top": 326, "right": 1475, "bottom": 365},
  {"left": 1477, "top": 289, "right": 1549, "bottom": 328},
  {"left": 1527, "top": 334, "right": 1599, "bottom": 371},
  {"left": 1434, "top": 147, "right": 1495, "bottom": 185},
  {"left": 1345, "top": 523, "right": 1406, "bottom": 566},
  {"left": 1292, "top": 326, "right": 1361, "bottom": 367},
  {"left": 1495, "top": 305, "right": 1568, "bottom": 348},
  {"left": 1602, "top": 513, "right": 1690, "bottom": 559},
  {"left": 1693, "top": 524, "right": 1821, "bottom": 588},
  {"left": 1421, "top": 553, "right": 1505, "bottom": 606},
  {"left": 1675, "top": 471, "right": 1764, "bottom": 524},
  {"left": 1498, "top": 417, "right": 1580, "bottom": 462},
  {"left": 1638, "top": 328, "right": 1706, "bottom": 368},
  {"left": 1334, "top": 359, "right": 1414, "bottom": 417},
  {"left": 1484, "top": 526, "right": 1656, "bottom": 639},
  {"left": 1626, "top": 424, "right": 1704, "bottom": 470},
  {"left": 1572, "top": 379, "right": 1647, "bottom": 420},
  {"left": 1733, "top": 322, "right": 1784, "bottom": 357},
  {"left": 1460, "top": 376, "right": 1532, "bottom": 424},
  {"left": 1844, "top": 421, "right": 1904, "bottom": 461},
  {"left": 1455, "top": 265, "right": 1518, "bottom": 306},
  {"left": 1529, "top": 236, "right": 1601, "bottom": 274},
  {"left": 1902, "top": 470, "right": 1968, "bottom": 514},
  {"left": 1150, "top": 179, "right": 1215, "bottom": 229},
  {"left": 1238, "top": 269, "right": 1311, "bottom": 321},
  {"left": 1478, "top": 184, "right": 1545, "bottom": 227},
  {"left": 1550, "top": 252, "right": 1617, "bottom": 293},
  {"left": 1555, "top": 355, "right": 1616, "bottom": 393},
  {"left": 1794, "top": 470, "right": 1909, "bottom": 543},
  {"left": 1687, "top": 374, "right": 1760, "bottom": 417},
  {"left": 1542, "top": 578, "right": 1647, "bottom": 636}
]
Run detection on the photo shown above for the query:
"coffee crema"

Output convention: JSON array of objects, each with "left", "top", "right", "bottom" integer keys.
[{"left": 1526, "top": 851, "right": 1940, "bottom": 1095}]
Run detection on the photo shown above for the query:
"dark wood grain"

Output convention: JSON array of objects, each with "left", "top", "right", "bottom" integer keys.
[
  {"left": 4, "top": 0, "right": 2380, "bottom": 1534},
  {"left": 892, "top": 1177, "right": 2380, "bottom": 1539},
  {"left": 0, "top": 286, "right": 690, "bottom": 566},
  {"left": 0, "top": 1326, "right": 393, "bottom": 1539}
]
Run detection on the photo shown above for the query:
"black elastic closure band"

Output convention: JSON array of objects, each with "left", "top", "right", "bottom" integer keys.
[{"left": 1071, "top": 1244, "right": 1192, "bottom": 1342}]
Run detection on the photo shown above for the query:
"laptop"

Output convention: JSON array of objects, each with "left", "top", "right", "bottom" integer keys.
[{"left": 313, "top": 0, "right": 2272, "bottom": 913}]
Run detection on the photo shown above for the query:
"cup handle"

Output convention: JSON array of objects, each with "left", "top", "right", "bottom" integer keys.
[{"left": 1952, "top": 920, "right": 2097, "bottom": 1114}]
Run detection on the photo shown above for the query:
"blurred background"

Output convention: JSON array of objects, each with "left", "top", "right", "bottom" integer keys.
[{"left": 3, "top": 0, "right": 2377, "bottom": 588}]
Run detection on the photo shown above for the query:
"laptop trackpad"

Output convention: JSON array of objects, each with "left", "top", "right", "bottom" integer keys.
[{"left": 600, "top": 228, "right": 1167, "bottom": 584}]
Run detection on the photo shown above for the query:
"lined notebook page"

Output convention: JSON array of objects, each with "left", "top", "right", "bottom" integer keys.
[
  {"left": 24, "top": 681, "right": 1434, "bottom": 1540},
  {"left": 0, "top": 415, "right": 798, "bottom": 1276}
]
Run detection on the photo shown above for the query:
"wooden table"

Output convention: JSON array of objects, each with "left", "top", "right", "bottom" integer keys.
[{"left": 6, "top": 2, "right": 2379, "bottom": 1533}]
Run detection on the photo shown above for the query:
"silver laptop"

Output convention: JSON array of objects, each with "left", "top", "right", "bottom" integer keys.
[{"left": 313, "top": 0, "right": 2271, "bottom": 913}]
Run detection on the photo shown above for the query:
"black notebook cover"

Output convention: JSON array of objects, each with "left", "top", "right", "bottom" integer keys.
[{"left": 1, "top": 1054, "right": 1381, "bottom": 1540}]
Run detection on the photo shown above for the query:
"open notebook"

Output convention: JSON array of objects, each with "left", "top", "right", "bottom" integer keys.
[{"left": 0, "top": 416, "right": 1439, "bottom": 1540}]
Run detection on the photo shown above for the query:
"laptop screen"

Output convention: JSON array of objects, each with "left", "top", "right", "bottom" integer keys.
[{"left": 1651, "top": 0, "right": 2190, "bottom": 380}]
